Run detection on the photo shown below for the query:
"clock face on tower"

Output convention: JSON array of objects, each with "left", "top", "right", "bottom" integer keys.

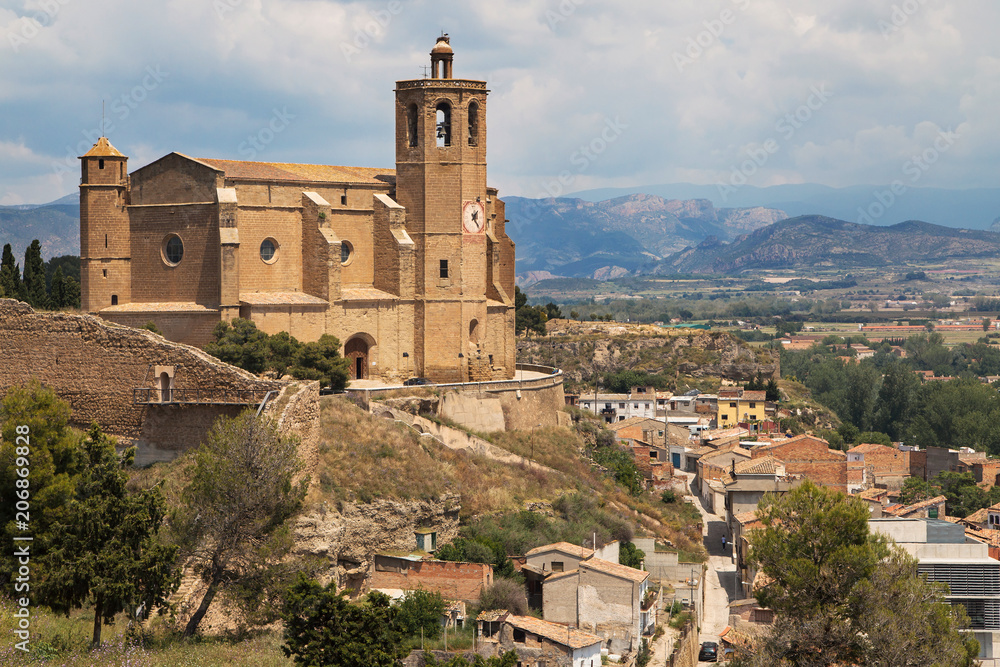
[{"left": 462, "top": 200, "right": 485, "bottom": 234}]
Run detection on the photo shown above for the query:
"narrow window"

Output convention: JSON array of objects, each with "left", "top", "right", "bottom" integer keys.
[
  {"left": 341, "top": 194, "right": 347, "bottom": 206},
  {"left": 99, "top": 159, "right": 105, "bottom": 169},
  {"left": 111, "top": 294, "right": 118, "bottom": 305},
  {"left": 439, "top": 259, "right": 448, "bottom": 279},
  {"left": 467, "top": 101, "right": 479, "bottom": 146},
  {"left": 105, "top": 234, "right": 108, "bottom": 248},
  {"left": 102, "top": 269, "right": 107, "bottom": 278},
  {"left": 407, "top": 103, "right": 419, "bottom": 147},
  {"left": 435, "top": 102, "right": 451, "bottom": 147}
]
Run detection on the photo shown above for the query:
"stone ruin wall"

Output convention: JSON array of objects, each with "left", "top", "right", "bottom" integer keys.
[{"left": 0, "top": 299, "right": 288, "bottom": 462}]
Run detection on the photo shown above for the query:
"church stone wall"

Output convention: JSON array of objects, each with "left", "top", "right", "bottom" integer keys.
[
  {"left": 236, "top": 206, "right": 303, "bottom": 292},
  {"left": 129, "top": 203, "right": 221, "bottom": 305}
]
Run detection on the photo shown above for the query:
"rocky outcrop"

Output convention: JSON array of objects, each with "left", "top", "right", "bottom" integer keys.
[
  {"left": 518, "top": 329, "right": 778, "bottom": 384},
  {"left": 292, "top": 494, "right": 461, "bottom": 592}
]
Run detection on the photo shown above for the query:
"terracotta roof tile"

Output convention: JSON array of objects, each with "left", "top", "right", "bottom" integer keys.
[
  {"left": 580, "top": 558, "right": 649, "bottom": 583},
  {"left": 734, "top": 456, "right": 782, "bottom": 475},
  {"left": 525, "top": 542, "right": 593, "bottom": 559},
  {"left": 81, "top": 136, "right": 126, "bottom": 158},
  {"left": 504, "top": 615, "right": 602, "bottom": 650},
  {"left": 100, "top": 301, "right": 217, "bottom": 313},
  {"left": 847, "top": 443, "right": 898, "bottom": 455},
  {"left": 192, "top": 156, "right": 394, "bottom": 185}
]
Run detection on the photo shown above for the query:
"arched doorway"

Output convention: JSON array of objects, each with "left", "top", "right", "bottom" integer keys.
[
  {"left": 345, "top": 337, "right": 370, "bottom": 380},
  {"left": 469, "top": 319, "right": 480, "bottom": 345},
  {"left": 158, "top": 372, "right": 171, "bottom": 402}
]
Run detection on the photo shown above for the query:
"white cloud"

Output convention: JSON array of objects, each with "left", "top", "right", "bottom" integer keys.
[{"left": 0, "top": 0, "right": 998, "bottom": 204}]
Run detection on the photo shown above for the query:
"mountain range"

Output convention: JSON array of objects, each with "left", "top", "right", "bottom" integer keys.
[
  {"left": 0, "top": 193, "right": 79, "bottom": 261},
  {"left": 505, "top": 193, "right": 786, "bottom": 280},
  {"left": 568, "top": 182, "right": 1000, "bottom": 231},
  {"left": 655, "top": 216, "right": 1000, "bottom": 274}
]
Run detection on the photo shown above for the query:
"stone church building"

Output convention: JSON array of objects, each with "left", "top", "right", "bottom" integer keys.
[{"left": 79, "top": 36, "right": 516, "bottom": 384}]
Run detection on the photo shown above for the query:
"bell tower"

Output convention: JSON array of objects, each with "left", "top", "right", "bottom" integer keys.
[
  {"left": 394, "top": 35, "right": 491, "bottom": 381},
  {"left": 79, "top": 137, "right": 131, "bottom": 312}
]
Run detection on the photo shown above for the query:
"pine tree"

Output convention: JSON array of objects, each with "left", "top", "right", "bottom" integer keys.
[
  {"left": 22, "top": 240, "right": 47, "bottom": 308},
  {"left": 38, "top": 425, "right": 179, "bottom": 645}
]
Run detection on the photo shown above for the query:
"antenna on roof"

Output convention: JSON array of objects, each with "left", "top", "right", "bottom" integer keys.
[{"left": 420, "top": 65, "right": 430, "bottom": 78}]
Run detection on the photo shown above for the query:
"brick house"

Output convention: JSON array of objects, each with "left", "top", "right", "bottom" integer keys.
[
  {"left": 846, "top": 443, "right": 912, "bottom": 492},
  {"left": 370, "top": 554, "right": 492, "bottom": 603},
  {"left": 753, "top": 435, "right": 847, "bottom": 494}
]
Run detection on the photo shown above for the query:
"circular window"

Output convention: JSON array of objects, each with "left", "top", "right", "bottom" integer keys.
[
  {"left": 341, "top": 240, "right": 353, "bottom": 265},
  {"left": 260, "top": 238, "right": 278, "bottom": 264},
  {"left": 163, "top": 234, "right": 184, "bottom": 266}
]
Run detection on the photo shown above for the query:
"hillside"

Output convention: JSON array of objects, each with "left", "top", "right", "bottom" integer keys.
[
  {"left": 0, "top": 196, "right": 79, "bottom": 260},
  {"left": 518, "top": 320, "right": 777, "bottom": 389},
  {"left": 505, "top": 193, "right": 786, "bottom": 279},
  {"left": 656, "top": 215, "right": 1000, "bottom": 274}
]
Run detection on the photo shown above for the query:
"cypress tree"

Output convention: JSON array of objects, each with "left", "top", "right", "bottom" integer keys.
[
  {"left": 49, "top": 266, "right": 66, "bottom": 309},
  {"left": 22, "top": 240, "right": 48, "bottom": 308},
  {"left": 0, "top": 243, "right": 21, "bottom": 300}
]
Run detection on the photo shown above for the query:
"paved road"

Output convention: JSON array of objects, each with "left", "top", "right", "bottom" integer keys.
[{"left": 679, "top": 473, "right": 738, "bottom": 665}]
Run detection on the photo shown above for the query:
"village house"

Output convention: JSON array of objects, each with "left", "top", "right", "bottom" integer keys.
[
  {"left": 477, "top": 611, "right": 603, "bottom": 667},
  {"left": 883, "top": 495, "right": 948, "bottom": 520},
  {"left": 751, "top": 434, "right": 848, "bottom": 494},
  {"left": 720, "top": 456, "right": 801, "bottom": 535},
  {"left": 698, "top": 445, "right": 752, "bottom": 513},
  {"left": 524, "top": 541, "right": 651, "bottom": 654},
  {"left": 369, "top": 554, "right": 493, "bottom": 603},
  {"left": 717, "top": 388, "right": 768, "bottom": 429},
  {"left": 846, "top": 442, "right": 915, "bottom": 493},
  {"left": 578, "top": 387, "right": 656, "bottom": 423}
]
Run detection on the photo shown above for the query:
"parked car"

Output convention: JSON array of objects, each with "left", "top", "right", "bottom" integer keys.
[
  {"left": 403, "top": 377, "right": 431, "bottom": 386},
  {"left": 699, "top": 641, "right": 719, "bottom": 662}
]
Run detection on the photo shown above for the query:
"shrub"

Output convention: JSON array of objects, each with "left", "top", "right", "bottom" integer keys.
[{"left": 479, "top": 579, "right": 527, "bottom": 616}]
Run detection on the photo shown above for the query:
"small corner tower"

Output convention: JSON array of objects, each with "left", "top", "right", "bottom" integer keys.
[
  {"left": 79, "top": 137, "right": 130, "bottom": 312},
  {"left": 394, "top": 35, "right": 492, "bottom": 381}
]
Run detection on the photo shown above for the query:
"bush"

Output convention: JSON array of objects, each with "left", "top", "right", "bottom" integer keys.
[
  {"left": 395, "top": 589, "right": 447, "bottom": 640},
  {"left": 479, "top": 579, "right": 527, "bottom": 616},
  {"left": 661, "top": 489, "right": 678, "bottom": 504}
]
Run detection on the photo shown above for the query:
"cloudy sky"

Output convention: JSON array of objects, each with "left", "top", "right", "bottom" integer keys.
[{"left": 1, "top": 0, "right": 997, "bottom": 205}]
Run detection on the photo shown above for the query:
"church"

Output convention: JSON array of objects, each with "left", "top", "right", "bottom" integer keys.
[{"left": 78, "top": 35, "right": 516, "bottom": 384}]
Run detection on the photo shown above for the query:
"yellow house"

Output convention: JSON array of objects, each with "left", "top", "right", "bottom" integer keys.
[{"left": 717, "top": 389, "right": 767, "bottom": 428}]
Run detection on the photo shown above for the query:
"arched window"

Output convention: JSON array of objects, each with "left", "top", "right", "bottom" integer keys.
[
  {"left": 467, "top": 101, "right": 479, "bottom": 147},
  {"left": 436, "top": 102, "right": 451, "bottom": 147},
  {"left": 407, "top": 104, "right": 419, "bottom": 147}
]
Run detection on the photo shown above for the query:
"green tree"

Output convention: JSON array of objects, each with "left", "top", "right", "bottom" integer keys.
[
  {"left": 740, "top": 480, "right": 976, "bottom": 667},
  {"left": 48, "top": 266, "right": 67, "bottom": 309},
  {"left": 898, "top": 476, "right": 936, "bottom": 506},
  {"left": 22, "top": 239, "right": 47, "bottom": 308},
  {"left": 282, "top": 578, "right": 405, "bottom": 667},
  {"left": 619, "top": 541, "right": 645, "bottom": 569},
  {"left": 854, "top": 431, "right": 892, "bottom": 447},
  {"left": 290, "top": 334, "right": 351, "bottom": 391},
  {"left": 175, "top": 410, "right": 308, "bottom": 636},
  {"left": 38, "top": 424, "right": 178, "bottom": 645},
  {"left": 204, "top": 318, "right": 269, "bottom": 373},
  {"left": 479, "top": 578, "right": 528, "bottom": 615},
  {"left": 395, "top": 589, "right": 447, "bottom": 640},
  {"left": 543, "top": 302, "right": 562, "bottom": 319},
  {"left": 0, "top": 242, "right": 23, "bottom": 301},
  {"left": 0, "top": 382, "right": 85, "bottom": 585},
  {"left": 764, "top": 377, "right": 780, "bottom": 402},
  {"left": 872, "top": 360, "right": 919, "bottom": 441}
]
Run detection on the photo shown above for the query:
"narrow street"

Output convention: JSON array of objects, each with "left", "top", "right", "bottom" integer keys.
[{"left": 681, "top": 473, "right": 739, "bottom": 664}]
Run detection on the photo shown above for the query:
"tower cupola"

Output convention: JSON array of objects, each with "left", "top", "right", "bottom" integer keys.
[{"left": 430, "top": 33, "right": 453, "bottom": 79}]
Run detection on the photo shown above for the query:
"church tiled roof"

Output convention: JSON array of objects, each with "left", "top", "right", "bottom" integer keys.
[{"left": 191, "top": 156, "right": 394, "bottom": 185}]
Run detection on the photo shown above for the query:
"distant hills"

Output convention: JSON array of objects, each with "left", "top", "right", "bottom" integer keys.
[
  {"left": 505, "top": 193, "right": 786, "bottom": 281},
  {"left": 0, "top": 193, "right": 79, "bottom": 260},
  {"left": 568, "top": 182, "right": 1000, "bottom": 231},
  {"left": 656, "top": 216, "right": 1000, "bottom": 275}
]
